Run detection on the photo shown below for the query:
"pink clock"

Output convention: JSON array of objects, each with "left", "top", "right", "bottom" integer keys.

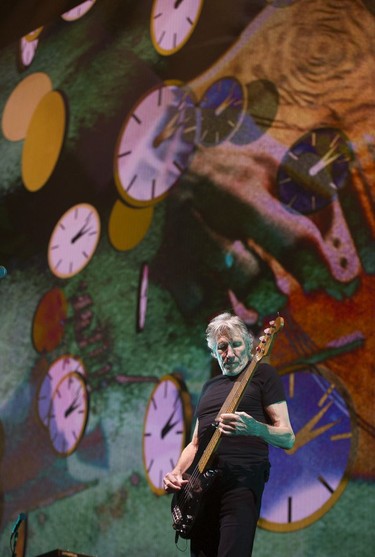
[
  {"left": 150, "top": 0, "right": 204, "bottom": 56},
  {"left": 18, "top": 28, "right": 43, "bottom": 70},
  {"left": 61, "top": 0, "right": 96, "bottom": 21},
  {"left": 143, "top": 374, "right": 192, "bottom": 495},
  {"left": 114, "top": 82, "right": 196, "bottom": 208},
  {"left": 48, "top": 203, "right": 101, "bottom": 279},
  {"left": 37, "top": 354, "right": 86, "bottom": 427},
  {"left": 48, "top": 371, "right": 89, "bottom": 456},
  {"left": 137, "top": 263, "right": 149, "bottom": 332}
]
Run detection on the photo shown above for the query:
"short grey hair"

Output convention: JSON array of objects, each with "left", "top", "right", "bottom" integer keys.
[{"left": 205, "top": 312, "right": 254, "bottom": 353}]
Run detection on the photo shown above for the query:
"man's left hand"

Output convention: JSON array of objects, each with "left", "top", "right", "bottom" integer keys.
[{"left": 218, "top": 412, "right": 259, "bottom": 436}]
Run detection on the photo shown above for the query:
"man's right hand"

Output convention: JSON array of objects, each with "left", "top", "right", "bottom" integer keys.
[{"left": 163, "top": 471, "right": 188, "bottom": 493}]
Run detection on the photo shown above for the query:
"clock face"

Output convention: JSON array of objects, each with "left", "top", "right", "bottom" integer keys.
[
  {"left": 48, "top": 203, "right": 101, "bottom": 278},
  {"left": 48, "top": 371, "right": 89, "bottom": 456},
  {"left": 61, "top": 0, "right": 96, "bottom": 21},
  {"left": 150, "top": 0, "right": 204, "bottom": 56},
  {"left": 198, "top": 77, "right": 246, "bottom": 147},
  {"left": 114, "top": 83, "right": 196, "bottom": 208},
  {"left": 143, "top": 374, "right": 192, "bottom": 494},
  {"left": 37, "top": 355, "right": 86, "bottom": 427},
  {"left": 137, "top": 262, "right": 149, "bottom": 332},
  {"left": 259, "top": 367, "right": 356, "bottom": 531},
  {"left": 230, "top": 79, "right": 279, "bottom": 146},
  {"left": 277, "top": 127, "right": 354, "bottom": 215},
  {"left": 18, "top": 29, "right": 43, "bottom": 70}
]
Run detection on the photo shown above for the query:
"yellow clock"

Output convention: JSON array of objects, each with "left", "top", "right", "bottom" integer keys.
[
  {"left": 150, "top": 0, "right": 204, "bottom": 56},
  {"left": 48, "top": 203, "right": 101, "bottom": 278},
  {"left": 22, "top": 89, "right": 67, "bottom": 192}
]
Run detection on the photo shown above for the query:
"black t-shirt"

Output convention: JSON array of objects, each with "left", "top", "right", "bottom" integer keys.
[{"left": 196, "top": 363, "right": 286, "bottom": 468}]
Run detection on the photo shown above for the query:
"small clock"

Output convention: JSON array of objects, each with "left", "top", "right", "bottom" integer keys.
[
  {"left": 150, "top": 0, "right": 204, "bottom": 56},
  {"left": 18, "top": 28, "right": 43, "bottom": 71},
  {"left": 136, "top": 262, "right": 149, "bottom": 332},
  {"left": 198, "top": 76, "right": 246, "bottom": 147},
  {"left": 48, "top": 203, "right": 101, "bottom": 279},
  {"left": 277, "top": 127, "right": 354, "bottom": 215},
  {"left": 114, "top": 82, "right": 195, "bottom": 208},
  {"left": 143, "top": 374, "right": 192, "bottom": 495},
  {"left": 61, "top": 0, "right": 96, "bottom": 21},
  {"left": 48, "top": 371, "right": 90, "bottom": 456},
  {"left": 259, "top": 366, "right": 357, "bottom": 531},
  {"left": 230, "top": 79, "right": 279, "bottom": 146},
  {"left": 37, "top": 354, "right": 86, "bottom": 427},
  {"left": 108, "top": 199, "right": 154, "bottom": 251}
]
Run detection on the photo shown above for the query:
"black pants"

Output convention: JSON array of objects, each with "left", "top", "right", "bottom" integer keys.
[{"left": 190, "top": 463, "right": 269, "bottom": 557}]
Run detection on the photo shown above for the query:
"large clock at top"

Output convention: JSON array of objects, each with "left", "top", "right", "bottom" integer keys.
[
  {"left": 259, "top": 366, "right": 357, "bottom": 531},
  {"left": 114, "top": 82, "right": 196, "bottom": 208}
]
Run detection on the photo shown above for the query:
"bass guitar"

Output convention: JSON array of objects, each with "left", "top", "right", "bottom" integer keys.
[{"left": 171, "top": 316, "right": 284, "bottom": 540}]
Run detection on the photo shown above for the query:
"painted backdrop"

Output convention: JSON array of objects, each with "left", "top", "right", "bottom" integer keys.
[{"left": 0, "top": 1, "right": 374, "bottom": 556}]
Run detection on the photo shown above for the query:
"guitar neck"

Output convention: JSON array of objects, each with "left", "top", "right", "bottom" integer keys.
[{"left": 196, "top": 356, "right": 258, "bottom": 473}]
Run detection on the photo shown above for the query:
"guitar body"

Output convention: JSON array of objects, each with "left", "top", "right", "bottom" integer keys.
[{"left": 171, "top": 467, "right": 220, "bottom": 539}]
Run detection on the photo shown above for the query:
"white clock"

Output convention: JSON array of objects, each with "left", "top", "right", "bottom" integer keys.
[
  {"left": 48, "top": 371, "right": 90, "bottom": 456},
  {"left": 48, "top": 203, "right": 101, "bottom": 278},
  {"left": 114, "top": 82, "right": 196, "bottom": 208},
  {"left": 61, "top": 0, "right": 96, "bottom": 21},
  {"left": 37, "top": 354, "right": 86, "bottom": 427},
  {"left": 18, "top": 28, "right": 43, "bottom": 70},
  {"left": 150, "top": 0, "right": 204, "bottom": 56}
]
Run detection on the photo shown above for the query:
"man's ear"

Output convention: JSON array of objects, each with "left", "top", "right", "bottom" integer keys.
[{"left": 211, "top": 350, "right": 217, "bottom": 359}]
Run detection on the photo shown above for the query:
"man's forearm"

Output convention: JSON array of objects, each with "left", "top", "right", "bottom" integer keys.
[
  {"left": 172, "top": 441, "right": 198, "bottom": 475},
  {"left": 254, "top": 421, "right": 295, "bottom": 449}
]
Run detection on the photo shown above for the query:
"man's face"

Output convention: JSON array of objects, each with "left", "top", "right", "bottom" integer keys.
[{"left": 215, "top": 332, "right": 251, "bottom": 376}]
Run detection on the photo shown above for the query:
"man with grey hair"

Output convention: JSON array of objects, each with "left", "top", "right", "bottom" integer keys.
[{"left": 164, "top": 312, "right": 294, "bottom": 556}]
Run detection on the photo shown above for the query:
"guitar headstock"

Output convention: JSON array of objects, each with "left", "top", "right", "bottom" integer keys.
[{"left": 254, "top": 316, "right": 284, "bottom": 362}]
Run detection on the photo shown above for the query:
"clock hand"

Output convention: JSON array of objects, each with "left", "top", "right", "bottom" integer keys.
[
  {"left": 153, "top": 111, "right": 181, "bottom": 148},
  {"left": 309, "top": 146, "right": 342, "bottom": 176},
  {"left": 161, "top": 409, "right": 180, "bottom": 439},
  {"left": 64, "top": 388, "right": 82, "bottom": 418},
  {"left": 214, "top": 94, "right": 238, "bottom": 116},
  {"left": 71, "top": 225, "right": 92, "bottom": 244},
  {"left": 174, "top": 0, "right": 185, "bottom": 8},
  {"left": 287, "top": 400, "right": 340, "bottom": 455},
  {"left": 64, "top": 399, "right": 81, "bottom": 418}
]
